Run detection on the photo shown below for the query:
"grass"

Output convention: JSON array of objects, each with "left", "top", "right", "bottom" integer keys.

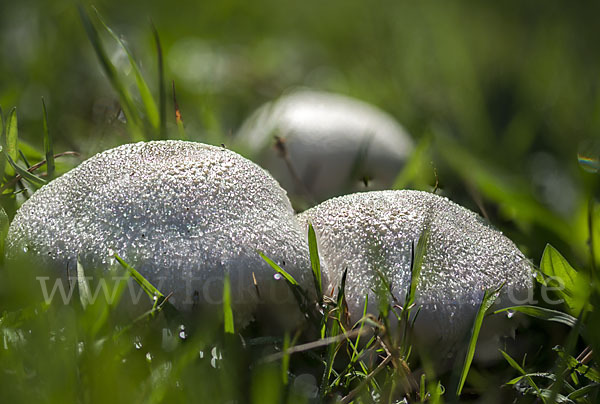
[{"left": 0, "top": 2, "right": 600, "bottom": 404}]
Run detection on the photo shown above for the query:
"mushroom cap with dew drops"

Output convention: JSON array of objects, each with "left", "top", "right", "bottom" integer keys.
[
  {"left": 6, "top": 140, "right": 312, "bottom": 326},
  {"left": 297, "top": 190, "right": 533, "bottom": 347},
  {"left": 235, "top": 90, "right": 414, "bottom": 203}
]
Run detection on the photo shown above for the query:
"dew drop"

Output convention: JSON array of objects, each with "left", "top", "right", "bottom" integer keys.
[
  {"left": 506, "top": 310, "right": 515, "bottom": 319},
  {"left": 273, "top": 273, "right": 282, "bottom": 280}
]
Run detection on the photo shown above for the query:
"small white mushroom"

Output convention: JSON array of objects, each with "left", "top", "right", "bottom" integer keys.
[
  {"left": 297, "top": 190, "right": 533, "bottom": 346},
  {"left": 236, "top": 90, "right": 414, "bottom": 202},
  {"left": 6, "top": 140, "right": 312, "bottom": 326}
]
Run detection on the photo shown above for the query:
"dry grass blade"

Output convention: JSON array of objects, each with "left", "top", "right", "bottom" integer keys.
[{"left": 261, "top": 328, "right": 368, "bottom": 363}]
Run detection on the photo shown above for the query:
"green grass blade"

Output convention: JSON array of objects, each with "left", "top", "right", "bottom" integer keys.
[
  {"left": 92, "top": 7, "right": 160, "bottom": 134},
  {"left": 76, "top": 258, "right": 92, "bottom": 310},
  {"left": 308, "top": 222, "right": 323, "bottom": 299},
  {"left": 4, "top": 151, "right": 47, "bottom": 186},
  {"left": 567, "top": 383, "right": 600, "bottom": 400},
  {"left": 406, "top": 221, "right": 430, "bottom": 309},
  {"left": 259, "top": 252, "right": 299, "bottom": 286},
  {"left": 492, "top": 305, "right": 578, "bottom": 328},
  {"left": 554, "top": 347, "right": 600, "bottom": 383},
  {"left": 41, "top": 98, "right": 55, "bottom": 180},
  {"left": 540, "top": 244, "right": 589, "bottom": 315},
  {"left": 151, "top": 22, "right": 167, "bottom": 140},
  {"left": 223, "top": 272, "right": 234, "bottom": 334},
  {"left": 500, "top": 350, "right": 546, "bottom": 403},
  {"left": 0, "top": 106, "right": 5, "bottom": 181},
  {"left": 3, "top": 107, "right": 18, "bottom": 177},
  {"left": 281, "top": 332, "right": 291, "bottom": 385},
  {"left": 0, "top": 204, "right": 9, "bottom": 259},
  {"left": 456, "top": 286, "right": 502, "bottom": 396},
  {"left": 78, "top": 5, "right": 144, "bottom": 140},
  {"left": 114, "top": 254, "right": 164, "bottom": 299},
  {"left": 5, "top": 107, "right": 18, "bottom": 163}
]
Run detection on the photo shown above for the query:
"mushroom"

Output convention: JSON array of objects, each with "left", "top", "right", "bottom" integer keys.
[
  {"left": 297, "top": 190, "right": 533, "bottom": 347},
  {"left": 235, "top": 90, "right": 414, "bottom": 203},
  {"left": 6, "top": 140, "right": 312, "bottom": 326}
]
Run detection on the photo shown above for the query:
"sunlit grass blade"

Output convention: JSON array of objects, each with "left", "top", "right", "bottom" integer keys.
[
  {"left": 540, "top": 244, "right": 590, "bottom": 315},
  {"left": 308, "top": 222, "right": 323, "bottom": 299},
  {"left": 406, "top": 221, "right": 429, "bottom": 309},
  {"left": 114, "top": 254, "right": 164, "bottom": 300},
  {"left": 492, "top": 305, "right": 578, "bottom": 328},
  {"left": 259, "top": 252, "right": 299, "bottom": 286},
  {"left": 151, "top": 22, "right": 167, "bottom": 139},
  {"left": 259, "top": 251, "right": 318, "bottom": 327},
  {"left": 4, "top": 151, "right": 47, "bottom": 186},
  {"left": 223, "top": 272, "right": 234, "bottom": 334},
  {"left": 92, "top": 7, "right": 160, "bottom": 134},
  {"left": 456, "top": 285, "right": 502, "bottom": 396},
  {"left": 500, "top": 350, "right": 546, "bottom": 403},
  {"left": 78, "top": 5, "right": 144, "bottom": 140},
  {"left": 41, "top": 98, "right": 55, "bottom": 180},
  {"left": 77, "top": 258, "right": 92, "bottom": 310}
]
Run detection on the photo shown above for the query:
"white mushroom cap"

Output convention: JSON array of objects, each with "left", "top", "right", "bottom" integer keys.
[
  {"left": 236, "top": 90, "right": 414, "bottom": 202},
  {"left": 6, "top": 141, "right": 312, "bottom": 326},
  {"left": 297, "top": 190, "right": 533, "bottom": 345}
]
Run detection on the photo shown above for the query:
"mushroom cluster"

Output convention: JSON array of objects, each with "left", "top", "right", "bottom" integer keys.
[
  {"left": 235, "top": 90, "right": 414, "bottom": 202},
  {"left": 6, "top": 141, "right": 312, "bottom": 325},
  {"left": 297, "top": 190, "right": 533, "bottom": 344},
  {"left": 5, "top": 96, "right": 533, "bottom": 345}
]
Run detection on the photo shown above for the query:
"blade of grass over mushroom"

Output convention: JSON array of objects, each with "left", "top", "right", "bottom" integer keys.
[
  {"left": 492, "top": 305, "right": 578, "bottom": 328},
  {"left": 223, "top": 272, "right": 234, "bottom": 334},
  {"left": 308, "top": 222, "right": 323, "bottom": 299},
  {"left": 4, "top": 152, "right": 47, "bottom": 186},
  {"left": 259, "top": 252, "right": 299, "bottom": 286},
  {"left": 500, "top": 349, "right": 547, "bottom": 403},
  {"left": 456, "top": 285, "right": 502, "bottom": 396},
  {"left": 92, "top": 7, "right": 160, "bottom": 135},
  {"left": 41, "top": 98, "right": 54, "bottom": 180},
  {"left": 78, "top": 6, "right": 144, "bottom": 140},
  {"left": 114, "top": 254, "right": 164, "bottom": 300},
  {"left": 151, "top": 22, "right": 167, "bottom": 140}
]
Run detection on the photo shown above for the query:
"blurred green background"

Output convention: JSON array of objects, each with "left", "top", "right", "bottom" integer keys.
[{"left": 1, "top": 0, "right": 599, "bottom": 265}]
